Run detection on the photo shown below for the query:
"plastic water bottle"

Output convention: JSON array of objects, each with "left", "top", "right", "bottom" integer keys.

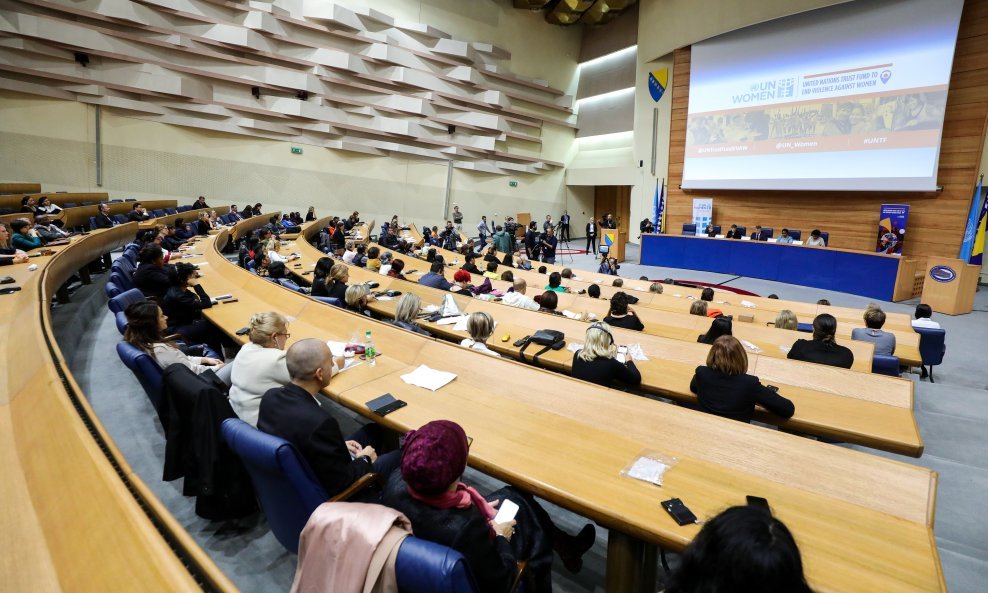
[{"left": 364, "top": 330, "right": 376, "bottom": 366}]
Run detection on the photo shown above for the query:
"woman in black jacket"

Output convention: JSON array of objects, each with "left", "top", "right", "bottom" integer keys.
[
  {"left": 382, "top": 420, "right": 594, "bottom": 593},
  {"left": 161, "top": 262, "right": 228, "bottom": 357},
  {"left": 787, "top": 313, "right": 854, "bottom": 369},
  {"left": 690, "top": 336, "right": 795, "bottom": 423},
  {"left": 603, "top": 292, "right": 645, "bottom": 331},
  {"left": 572, "top": 322, "right": 641, "bottom": 389},
  {"left": 309, "top": 257, "right": 335, "bottom": 297},
  {"left": 697, "top": 316, "right": 733, "bottom": 344}
]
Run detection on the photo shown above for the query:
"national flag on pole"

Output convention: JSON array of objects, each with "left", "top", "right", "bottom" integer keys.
[
  {"left": 960, "top": 177, "right": 983, "bottom": 262},
  {"left": 970, "top": 179, "right": 986, "bottom": 266},
  {"left": 652, "top": 178, "right": 665, "bottom": 234}
]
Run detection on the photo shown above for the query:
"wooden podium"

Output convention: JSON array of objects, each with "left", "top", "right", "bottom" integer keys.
[
  {"left": 600, "top": 229, "right": 627, "bottom": 262},
  {"left": 920, "top": 256, "right": 980, "bottom": 315}
]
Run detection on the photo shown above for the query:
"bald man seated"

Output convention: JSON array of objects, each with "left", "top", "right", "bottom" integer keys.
[{"left": 256, "top": 338, "right": 400, "bottom": 500}]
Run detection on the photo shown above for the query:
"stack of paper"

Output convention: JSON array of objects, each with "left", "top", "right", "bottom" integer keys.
[
  {"left": 561, "top": 309, "right": 582, "bottom": 319},
  {"left": 740, "top": 339, "right": 763, "bottom": 353},
  {"left": 401, "top": 365, "right": 457, "bottom": 391},
  {"left": 626, "top": 343, "right": 649, "bottom": 361}
]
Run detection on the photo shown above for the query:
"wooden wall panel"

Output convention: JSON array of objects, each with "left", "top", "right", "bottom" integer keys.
[{"left": 665, "top": 0, "right": 988, "bottom": 265}]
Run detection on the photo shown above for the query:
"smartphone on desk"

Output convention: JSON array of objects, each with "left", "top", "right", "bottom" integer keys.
[
  {"left": 662, "top": 498, "right": 699, "bottom": 526},
  {"left": 365, "top": 393, "right": 406, "bottom": 416}
]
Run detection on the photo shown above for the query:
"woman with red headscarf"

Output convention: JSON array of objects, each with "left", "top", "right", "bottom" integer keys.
[{"left": 382, "top": 420, "right": 595, "bottom": 593}]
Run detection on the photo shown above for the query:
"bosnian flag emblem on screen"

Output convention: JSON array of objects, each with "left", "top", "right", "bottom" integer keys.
[{"left": 649, "top": 68, "right": 668, "bottom": 103}]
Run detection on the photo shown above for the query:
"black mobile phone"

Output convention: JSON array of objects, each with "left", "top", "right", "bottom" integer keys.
[
  {"left": 224, "top": 298, "right": 239, "bottom": 303},
  {"left": 766, "top": 385, "right": 779, "bottom": 392},
  {"left": 235, "top": 327, "right": 250, "bottom": 336},
  {"left": 0, "top": 286, "right": 22, "bottom": 295},
  {"left": 746, "top": 495, "right": 770, "bottom": 511},
  {"left": 661, "top": 498, "right": 698, "bottom": 526},
  {"left": 301, "top": 270, "right": 313, "bottom": 275},
  {"left": 366, "top": 393, "right": 407, "bottom": 416},
  {"left": 513, "top": 335, "right": 531, "bottom": 347}
]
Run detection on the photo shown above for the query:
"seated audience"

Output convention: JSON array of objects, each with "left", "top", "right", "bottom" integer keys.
[
  {"left": 750, "top": 225, "right": 768, "bottom": 241},
  {"left": 572, "top": 322, "right": 642, "bottom": 389},
  {"left": 537, "top": 266, "right": 547, "bottom": 274},
  {"left": 420, "top": 261, "right": 452, "bottom": 290},
  {"left": 0, "top": 223, "right": 30, "bottom": 266},
  {"left": 560, "top": 268, "right": 574, "bottom": 279},
  {"left": 20, "top": 196, "right": 36, "bottom": 213},
  {"left": 699, "top": 287, "right": 723, "bottom": 317},
  {"left": 587, "top": 284, "right": 601, "bottom": 299},
  {"left": 612, "top": 278, "right": 623, "bottom": 288},
  {"left": 545, "top": 272, "right": 567, "bottom": 293},
  {"left": 767, "top": 293, "right": 780, "bottom": 299},
  {"left": 689, "top": 300, "right": 708, "bottom": 316},
  {"left": 912, "top": 303, "right": 941, "bottom": 329},
  {"left": 94, "top": 203, "right": 116, "bottom": 229},
  {"left": 806, "top": 229, "right": 826, "bottom": 247},
  {"left": 128, "top": 203, "right": 151, "bottom": 222},
  {"left": 352, "top": 244, "right": 368, "bottom": 267},
  {"left": 124, "top": 300, "right": 226, "bottom": 377},
  {"left": 33, "top": 215, "right": 70, "bottom": 243},
  {"left": 161, "top": 262, "right": 227, "bottom": 356},
  {"left": 451, "top": 269, "right": 475, "bottom": 297},
  {"left": 460, "top": 312, "right": 500, "bottom": 357},
  {"left": 705, "top": 224, "right": 717, "bottom": 237},
  {"left": 776, "top": 229, "right": 794, "bottom": 244},
  {"left": 132, "top": 245, "right": 176, "bottom": 300},
  {"left": 344, "top": 284, "right": 375, "bottom": 317},
  {"left": 461, "top": 253, "right": 482, "bottom": 275},
  {"left": 664, "top": 505, "right": 811, "bottom": 593},
  {"left": 10, "top": 218, "right": 44, "bottom": 251},
  {"left": 382, "top": 420, "right": 595, "bottom": 593},
  {"left": 816, "top": 299, "right": 831, "bottom": 306},
  {"left": 538, "top": 290, "right": 561, "bottom": 315},
  {"left": 378, "top": 251, "right": 393, "bottom": 276},
  {"left": 310, "top": 257, "right": 335, "bottom": 297},
  {"left": 257, "top": 339, "right": 398, "bottom": 500},
  {"left": 341, "top": 241, "right": 358, "bottom": 265},
  {"left": 787, "top": 313, "right": 854, "bottom": 368},
  {"left": 502, "top": 278, "right": 539, "bottom": 311},
  {"left": 229, "top": 312, "right": 291, "bottom": 426},
  {"left": 604, "top": 292, "right": 644, "bottom": 331},
  {"left": 392, "top": 293, "right": 430, "bottom": 336},
  {"left": 35, "top": 196, "right": 63, "bottom": 220},
  {"left": 598, "top": 254, "right": 617, "bottom": 275},
  {"left": 515, "top": 253, "right": 532, "bottom": 270},
  {"left": 387, "top": 258, "right": 407, "bottom": 280},
  {"left": 483, "top": 245, "right": 499, "bottom": 263},
  {"left": 500, "top": 270, "right": 514, "bottom": 283},
  {"left": 690, "top": 335, "right": 795, "bottom": 423},
  {"left": 483, "top": 260, "right": 500, "bottom": 280},
  {"left": 725, "top": 224, "right": 742, "bottom": 239},
  {"left": 365, "top": 246, "right": 382, "bottom": 272},
  {"left": 774, "top": 309, "right": 798, "bottom": 330},
  {"left": 698, "top": 316, "right": 733, "bottom": 344},
  {"left": 851, "top": 305, "right": 896, "bottom": 355},
  {"left": 649, "top": 282, "right": 663, "bottom": 294}
]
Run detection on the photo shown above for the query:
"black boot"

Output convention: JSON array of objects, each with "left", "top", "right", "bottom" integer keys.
[{"left": 552, "top": 524, "right": 596, "bottom": 573}]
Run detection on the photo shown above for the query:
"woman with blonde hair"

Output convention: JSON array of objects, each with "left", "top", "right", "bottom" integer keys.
[
  {"left": 344, "top": 283, "right": 375, "bottom": 318},
  {"left": 571, "top": 322, "right": 641, "bottom": 389},
  {"left": 392, "top": 293, "right": 430, "bottom": 336},
  {"left": 773, "top": 309, "right": 798, "bottom": 331},
  {"left": 689, "top": 335, "right": 795, "bottom": 423},
  {"left": 0, "top": 222, "right": 30, "bottom": 266},
  {"left": 229, "top": 312, "right": 293, "bottom": 426},
  {"left": 325, "top": 264, "right": 349, "bottom": 301},
  {"left": 460, "top": 311, "right": 499, "bottom": 357},
  {"left": 689, "top": 300, "right": 708, "bottom": 316}
]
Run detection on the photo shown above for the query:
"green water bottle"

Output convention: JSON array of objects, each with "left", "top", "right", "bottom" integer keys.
[{"left": 364, "top": 330, "right": 376, "bottom": 366}]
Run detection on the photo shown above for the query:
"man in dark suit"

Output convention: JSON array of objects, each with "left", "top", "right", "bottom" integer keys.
[
  {"left": 128, "top": 203, "right": 151, "bottom": 222},
  {"left": 750, "top": 225, "right": 768, "bottom": 241},
  {"left": 257, "top": 339, "right": 399, "bottom": 499},
  {"left": 93, "top": 203, "right": 116, "bottom": 229}
]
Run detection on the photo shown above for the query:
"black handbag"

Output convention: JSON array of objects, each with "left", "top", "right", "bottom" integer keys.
[{"left": 519, "top": 330, "right": 565, "bottom": 367}]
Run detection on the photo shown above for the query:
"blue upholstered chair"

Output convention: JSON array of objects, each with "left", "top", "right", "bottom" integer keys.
[
  {"left": 711, "top": 225, "right": 721, "bottom": 235},
  {"left": 915, "top": 327, "right": 946, "bottom": 383},
  {"left": 735, "top": 225, "right": 747, "bottom": 237},
  {"left": 152, "top": 209, "right": 166, "bottom": 218},
  {"left": 108, "top": 288, "right": 146, "bottom": 314},
  {"left": 681, "top": 223, "right": 696, "bottom": 236},
  {"left": 796, "top": 322, "right": 813, "bottom": 333},
  {"left": 112, "top": 257, "right": 135, "bottom": 278},
  {"left": 116, "top": 341, "right": 165, "bottom": 411},
  {"left": 788, "top": 230, "right": 802, "bottom": 241},
  {"left": 277, "top": 278, "right": 303, "bottom": 292},
  {"left": 113, "top": 214, "right": 129, "bottom": 224},
  {"left": 220, "top": 419, "right": 380, "bottom": 554},
  {"left": 64, "top": 203, "right": 78, "bottom": 209},
  {"left": 165, "top": 208, "right": 177, "bottom": 215},
  {"left": 122, "top": 248, "right": 139, "bottom": 266},
  {"left": 872, "top": 354, "right": 900, "bottom": 377},
  {"left": 115, "top": 311, "right": 129, "bottom": 335},
  {"left": 125, "top": 198, "right": 137, "bottom": 202},
  {"left": 89, "top": 216, "right": 99, "bottom": 230},
  {"left": 313, "top": 296, "right": 343, "bottom": 308},
  {"left": 395, "top": 538, "right": 484, "bottom": 593},
  {"left": 105, "top": 281, "right": 123, "bottom": 300},
  {"left": 109, "top": 271, "right": 134, "bottom": 292},
  {"left": 760, "top": 227, "right": 774, "bottom": 239},
  {"left": 820, "top": 231, "right": 830, "bottom": 246}
]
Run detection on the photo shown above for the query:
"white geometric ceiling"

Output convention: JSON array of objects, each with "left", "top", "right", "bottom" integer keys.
[{"left": 0, "top": 0, "right": 576, "bottom": 175}]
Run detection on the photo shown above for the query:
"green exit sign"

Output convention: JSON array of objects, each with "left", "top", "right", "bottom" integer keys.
[
  {"left": 508, "top": 180, "right": 518, "bottom": 187},
  {"left": 291, "top": 147, "right": 303, "bottom": 154}
]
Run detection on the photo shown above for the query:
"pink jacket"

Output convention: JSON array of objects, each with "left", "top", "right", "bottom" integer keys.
[{"left": 291, "top": 502, "right": 412, "bottom": 593}]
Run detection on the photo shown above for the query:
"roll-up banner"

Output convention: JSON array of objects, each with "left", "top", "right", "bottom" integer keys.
[
  {"left": 876, "top": 204, "right": 909, "bottom": 254},
  {"left": 692, "top": 198, "right": 713, "bottom": 235}
]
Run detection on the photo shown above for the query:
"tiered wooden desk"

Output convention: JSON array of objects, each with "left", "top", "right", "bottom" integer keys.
[
  {"left": 1, "top": 199, "right": 179, "bottom": 229},
  {"left": 205, "top": 217, "right": 943, "bottom": 593},
  {"left": 0, "top": 225, "right": 237, "bottom": 593},
  {"left": 288, "top": 223, "right": 922, "bottom": 458}
]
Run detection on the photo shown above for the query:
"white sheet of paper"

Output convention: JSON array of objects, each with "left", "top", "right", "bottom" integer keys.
[
  {"left": 326, "top": 340, "right": 347, "bottom": 357},
  {"left": 741, "top": 340, "right": 763, "bottom": 353},
  {"left": 400, "top": 365, "right": 457, "bottom": 391},
  {"left": 566, "top": 342, "right": 583, "bottom": 353}
]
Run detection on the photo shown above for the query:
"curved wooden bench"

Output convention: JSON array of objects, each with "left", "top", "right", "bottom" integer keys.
[{"left": 0, "top": 224, "right": 238, "bottom": 593}]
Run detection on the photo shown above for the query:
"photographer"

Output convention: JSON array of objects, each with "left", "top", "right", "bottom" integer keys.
[
  {"left": 540, "top": 226, "right": 558, "bottom": 264},
  {"left": 440, "top": 220, "right": 459, "bottom": 251}
]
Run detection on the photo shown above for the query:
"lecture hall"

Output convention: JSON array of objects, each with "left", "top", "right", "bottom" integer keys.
[{"left": 2, "top": 0, "right": 987, "bottom": 592}]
